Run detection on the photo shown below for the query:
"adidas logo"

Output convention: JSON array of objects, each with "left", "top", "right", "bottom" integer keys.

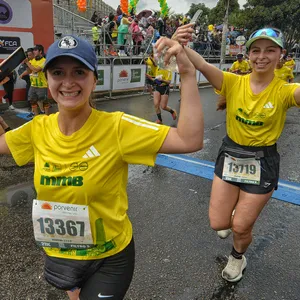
[
  {"left": 83, "top": 145, "right": 100, "bottom": 158},
  {"left": 263, "top": 102, "right": 274, "bottom": 109}
]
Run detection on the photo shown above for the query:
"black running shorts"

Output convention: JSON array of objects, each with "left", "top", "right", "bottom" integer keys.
[
  {"left": 214, "top": 136, "right": 280, "bottom": 194},
  {"left": 154, "top": 85, "right": 170, "bottom": 95},
  {"left": 44, "top": 238, "right": 135, "bottom": 299}
]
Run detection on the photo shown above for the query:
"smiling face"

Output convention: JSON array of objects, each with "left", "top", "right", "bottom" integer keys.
[
  {"left": 249, "top": 39, "right": 282, "bottom": 74},
  {"left": 46, "top": 56, "right": 96, "bottom": 111}
]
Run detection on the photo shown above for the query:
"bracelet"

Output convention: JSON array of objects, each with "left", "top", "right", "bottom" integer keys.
[{"left": 5, "top": 127, "right": 11, "bottom": 132}]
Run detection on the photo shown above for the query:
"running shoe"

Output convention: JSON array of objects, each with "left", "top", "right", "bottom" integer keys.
[
  {"left": 222, "top": 255, "right": 247, "bottom": 282},
  {"left": 2, "top": 97, "right": 6, "bottom": 104},
  {"left": 8, "top": 105, "right": 15, "bottom": 110},
  {"left": 171, "top": 110, "right": 177, "bottom": 120},
  {"left": 217, "top": 229, "right": 232, "bottom": 239},
  {"left": 155, "top": 119, "right": 162, "bottom": 124}
]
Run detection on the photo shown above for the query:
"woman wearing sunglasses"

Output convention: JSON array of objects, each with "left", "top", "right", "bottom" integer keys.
[{"left": 173, "top": 26, "right": 300, "bottom": 282}]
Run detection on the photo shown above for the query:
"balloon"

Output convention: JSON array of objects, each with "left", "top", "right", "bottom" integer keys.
[
  {"left": 120, "top": 0, "right": 128, "bottom": 14},
  {"left": 77, "top": 0, "right": 86, "bottom": 12}
]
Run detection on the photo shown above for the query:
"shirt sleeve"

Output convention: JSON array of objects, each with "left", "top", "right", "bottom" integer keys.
[
  {"left": 280, "top": 83, "right": 300, "bottom": 109},
  {"left": 117, "top": 113, "right": 170, "bottom": 165},
  {"left": 215, "top": 71, "right": 238, "bottom": 96},
  {"left": 5, "top": 121, "right": 34, "bottom": 166}
]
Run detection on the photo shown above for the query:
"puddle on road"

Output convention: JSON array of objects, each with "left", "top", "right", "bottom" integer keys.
[{"left": 210, "top": 256, "right": 239, "bottom": 300}]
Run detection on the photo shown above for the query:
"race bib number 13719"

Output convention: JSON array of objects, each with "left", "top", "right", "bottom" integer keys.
[{"left": 32, "top": 200, "right": 94, "bottom": 249}]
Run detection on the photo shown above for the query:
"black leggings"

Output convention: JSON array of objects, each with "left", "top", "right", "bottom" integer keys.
[
  {"left": 44, "top": 238, "right": 135, "bottom": 300},
  {"left": 3, "top": 80, "right": 14, "bottom": 106}
]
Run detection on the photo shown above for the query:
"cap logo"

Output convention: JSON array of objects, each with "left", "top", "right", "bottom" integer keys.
[{"left": 58, "top": 36, "right": 78, "bottom": 49}]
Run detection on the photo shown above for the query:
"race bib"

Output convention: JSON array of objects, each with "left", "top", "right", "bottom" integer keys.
[
  {"left": 222, "top": 154, "right": 261, "bottom": 185},
  {"left": 32, "top": 200, "right": 94, "bottom": 249}
]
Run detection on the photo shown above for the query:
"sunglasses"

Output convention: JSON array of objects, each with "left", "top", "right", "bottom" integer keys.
[{"left": 249, "top": 28, "right": 283, "bottom": 40}]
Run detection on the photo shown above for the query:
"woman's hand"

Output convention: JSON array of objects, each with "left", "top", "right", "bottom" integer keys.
[
  {"left": 0, "top": 76, "right": 10, "bottom": 85},
  {"left": 172, "top": 23, "right": 194, "bottom": 46},
  {"left": 155, "top": 37, "right": 195, "bottom": 75}
]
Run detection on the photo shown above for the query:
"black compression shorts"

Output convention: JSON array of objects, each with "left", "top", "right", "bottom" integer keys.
[{"left": 44, "top": 238, "right": 135, "bottom": 299}]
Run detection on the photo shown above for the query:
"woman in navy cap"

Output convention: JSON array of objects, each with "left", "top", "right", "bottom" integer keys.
[{"left": 0, "top": 35, "right": 204, "bottom": 299}]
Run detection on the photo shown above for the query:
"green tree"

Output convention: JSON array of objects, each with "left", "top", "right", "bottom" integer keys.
[
  {"left": 241, "top": 0, "right": 300, "bottom": 50},
  {"left": 208, "top": 0, "right": 240, "bottom": 25},
  {"left": 187, "top": 3, "right": 211, "bottom": 20}
]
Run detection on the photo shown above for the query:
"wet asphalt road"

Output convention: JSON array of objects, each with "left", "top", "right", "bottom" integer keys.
[{"left": 1, "top": 81, "right": 300, "bottom": 300}]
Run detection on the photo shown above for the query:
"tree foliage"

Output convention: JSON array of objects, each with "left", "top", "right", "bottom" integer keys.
[{"left": 186, "top": 0, "right": 300, "bottom": 50}]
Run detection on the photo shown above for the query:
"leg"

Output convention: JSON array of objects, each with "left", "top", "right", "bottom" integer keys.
[
  {"left": 209, "top": 175, "right": 240, "bottom": 231},
  {"left": 67, "top": 289, "right": 81, "bottom": 300},
  {"left": 153, "top": 91, "right": 162, "bottom": 123},
  {"left": 79, "top": 239, "right": 135, "bottom": 300},
  {"left": 160, "top": 91, "right": 177, "bottom": 120},
  {"left": 232, "top": 189, "right": 273, "bottom": 253},
  {"left": 222, "top": 188, "right": 273, "bottom": 282}
]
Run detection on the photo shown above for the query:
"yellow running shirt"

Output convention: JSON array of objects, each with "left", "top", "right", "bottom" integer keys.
[
  {"left": 216, "top": 72, "right": 300, "bottom": 146},
  {"left": 230, "top": 60, "right": 250, "bottom": 73},
  {"left": 156, "top": 67, "right": 172, "bottom": 85},
  {"left": 284, "top": 59, "right": 295, "bottom": 69},
  {"left": 30, "top": 57, "right": 48, "bottom": 88},
  {"left": 5, "top": 109, "right": 170, "bottom": 260},
  {"left": 145, "top": 57, "right": 157, "bottom": 77},
  {"left": 274, "top": 66, "right": 294, "bottom": 82}
]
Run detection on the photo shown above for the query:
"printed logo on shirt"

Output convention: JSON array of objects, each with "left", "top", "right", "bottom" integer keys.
[
  {"left": 40, "top": 175, "right": 83, "bottom": 187},
  {"left": 236, "top": 108, "right": 264, "bottom": 126},
  {"left": 263, "top": 102, "right": 274, "bottom": 109},
  {"left": 83, "top": 145, "right": 100, "bottom": 158}
]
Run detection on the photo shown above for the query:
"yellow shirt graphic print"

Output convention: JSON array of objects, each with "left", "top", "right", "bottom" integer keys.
[
  {"left": 5, "top": 109, "right": 170, "bottom": 260},
  {"left": 216, "top": 72, "right": 300, "bottom": 146},
  {"left": 30, "top": 57, "right": 48, "bottom": 88}
]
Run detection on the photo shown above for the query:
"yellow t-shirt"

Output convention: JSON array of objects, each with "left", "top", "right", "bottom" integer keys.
[
  {"left": 30, "top": 57, "right": 48, "bottom": 88},
  {"left": 92, "top": 26, "right": 99, "bottom": 41},
  {"left": 284, "top": 59, "right": 295, "bottom": 69},
  {"left": 5, "top": 109, "right": 170, "bottom": 260},
  {"left": 274, "top": 66, "right": 294, "bottom": 82},
  {"left": 216, "top": 72, "right": 300, "bottom": 146},
  {"left": 230, "top": 60, "right": 250, "bottom": 73},
  {"left": 145, "top": 57, "right": 157, "bottom": 77},
  {"left": 156, "top": 67, "right": 172, "bottom": 85}
]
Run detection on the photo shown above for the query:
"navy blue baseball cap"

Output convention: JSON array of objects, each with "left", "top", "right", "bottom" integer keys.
[{"left": 44, "top": 35, "right": 98, "bottom": 78}]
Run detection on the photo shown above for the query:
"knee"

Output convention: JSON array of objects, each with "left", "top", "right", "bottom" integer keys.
[
  {"left": 231, "top": 220, "right": 252, "bottom": 237},
  {"left": 209, "top": 212, "right": 231, "bottom": 231},
  {"left": 160, "top": 103, "right": 167, "bottom": 110}
]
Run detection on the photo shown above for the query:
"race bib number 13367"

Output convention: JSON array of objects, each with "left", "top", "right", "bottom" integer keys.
[{"left": 32, "top": 200, "right": 94, "bottom": 249}]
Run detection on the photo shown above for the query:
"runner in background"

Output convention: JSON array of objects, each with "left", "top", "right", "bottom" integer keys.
[
  {"left": 173, "top": 25, "right": 300, "bottom": 282},
  {"left": 153, "top": 66, "right": 177, "bottom": 124},
  {"left": 229, "top": 53, "right": 251, "bottom": 75},
  {"left": 284, "top": 54, "right": 296, "bottom": 70},
  {"left": 274, "top": 58, "right": 294, "bottom": 83},
  {"left": 145, "top": 51, "right": 157, "bottom": 101}
]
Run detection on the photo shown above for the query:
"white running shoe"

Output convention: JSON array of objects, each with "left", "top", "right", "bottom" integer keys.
[
  {"left": 9, "top": 105, "right": 15, "bottom": 110},
  {"left": 217, "top": 229, "right": 232, "bottom": 239},
  {"left": 2, "top": 97, "right": 6, "bottom": 104},
  {"left": 222, "top": 255, "right": 247, "bottom": 282}
]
